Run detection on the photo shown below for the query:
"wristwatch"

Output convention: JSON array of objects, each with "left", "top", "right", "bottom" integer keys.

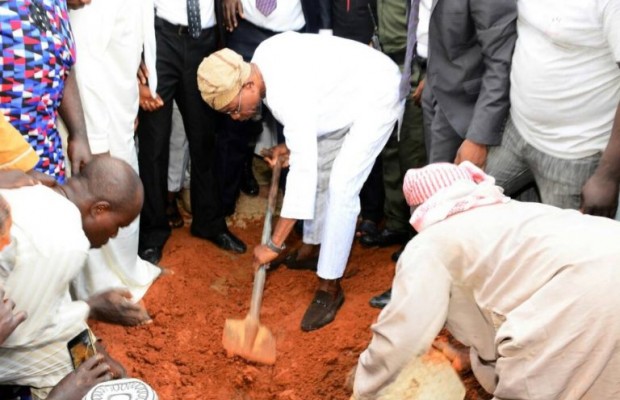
[{"left": 266, "top": 238, "right": 286, "bottom": 254}]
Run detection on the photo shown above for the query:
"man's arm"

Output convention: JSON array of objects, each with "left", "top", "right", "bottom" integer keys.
[
  {"left": 58, "top": 70, "right": 92, "bottom": 174},
  {"left": 580, "top": 0, "right": 620, "bottom": 217},
  {"left": 253, "top": 216, "right": 296, "bottom": 269},
  {"left": 455, "top": 0, "right": 517, "bottom": 167},
  {"left": 221, "top": 0, "right": 244, "bottom": 32},
  {"left": 353, "top": 245, "right": 451, "bottom": 399},
  {"left": 580, "top": 64, "right": 620, "bottom": 218}
]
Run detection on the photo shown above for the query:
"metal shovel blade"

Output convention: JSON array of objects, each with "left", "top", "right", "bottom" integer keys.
[
  {"left": 221, "top": 159, "right": 283, "bottom": 366},
  {"left": 222, "top": 315, "right": 276, "bottom": 365}
]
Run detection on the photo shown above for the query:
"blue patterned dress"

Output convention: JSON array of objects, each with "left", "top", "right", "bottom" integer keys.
[{"left": 0, "top": 0, "right": 75, "bottom": 183}]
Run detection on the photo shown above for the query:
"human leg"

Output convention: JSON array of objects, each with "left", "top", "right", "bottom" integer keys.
[
  {"left": 422, "top": 88, "right": 462, "bottom": 163},
  {"left": 485, "top": 116, "right": 535, "bottom": 196},
  {"left": 286, "top": 128, "right": 348, "bottom": 271},
  {"left": 369, "top": 66, "right": 428, "bottom": 307},
  {"left": 217, "top": 118, "right": 262, "bottom": 215},
  {"left": 166, "top": 101, "right": 189, "bottom": 226},
  {"left": 358, "top": 156, "right": 384, "bottom": 234},
  {"left": 302, "top": 105, "right": 398, "bottom": 331},
  {"left": 362, "top": 93, "right": 425, "bottom": 248},
  {"left": 176, "top": 28, "right": 244, "bottom": 252},
  {"left": 216, "top": 20, "right": 273, "bottom": 213},
  {"left": 137, "top": 27, "right": 179, "bottom": 259},
  {"left": 528, "top": 147, "right": 600, "bottom": 210}
]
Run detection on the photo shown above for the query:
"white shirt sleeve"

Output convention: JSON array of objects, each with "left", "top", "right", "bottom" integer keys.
[
  {"left": 280, "top": 124, "right": 318, "bottom": 220},
  {"left": 269, "top": 79, "right": 319, "bottom": 220},
  {"left": 353, "top": 242, "right": 452, "bottom": 398}
]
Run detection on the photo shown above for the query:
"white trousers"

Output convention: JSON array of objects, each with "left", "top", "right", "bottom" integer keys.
[{"left": 311, "top": 104, "right": 402, "bottom": 280}]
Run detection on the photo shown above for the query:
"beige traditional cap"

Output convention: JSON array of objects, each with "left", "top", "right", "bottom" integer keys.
[{"left": 197, "top": 48, "right": 251, "bottom": 111}]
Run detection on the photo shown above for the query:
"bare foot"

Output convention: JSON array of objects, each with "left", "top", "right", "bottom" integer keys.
[
  {"left": 46, "top": 354, "right": 112, "bottom": 400},
  {"left": 432, "top": 338, "right": 471, "bottom": 373},
  {"left": 87, "top": 288, "right": 152, "bottom": 326}
]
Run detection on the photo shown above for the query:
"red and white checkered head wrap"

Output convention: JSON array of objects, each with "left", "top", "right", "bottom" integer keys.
[
  {"left": 403, "top": 162, "right": 509, "bottom": 232},
  {"left": 403, "top": 161, "right": 494, "bottom": 206}
]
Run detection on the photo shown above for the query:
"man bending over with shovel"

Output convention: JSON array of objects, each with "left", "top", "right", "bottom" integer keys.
[{"left": 198, "top": 32, "right": 403, "bottom": 331}]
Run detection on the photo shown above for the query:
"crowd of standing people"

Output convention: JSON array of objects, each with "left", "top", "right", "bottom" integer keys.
[{"left": 0, "top": 0, "right": 618, "bottom": 398}]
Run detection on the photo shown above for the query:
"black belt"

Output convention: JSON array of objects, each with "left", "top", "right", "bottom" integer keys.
[{"left": 155, "top": 16, "right": 212, "bottom": 36}]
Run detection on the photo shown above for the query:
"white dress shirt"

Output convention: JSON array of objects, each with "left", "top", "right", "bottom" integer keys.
[
  {"left": 240, "top": 0, "right": 305, "bottom": 32},
  {"left": 416, "top": 0, "right": 432, "bottom": 59},
  {"left": 155, "top": 0, "right": 216, "bottom": 28}
]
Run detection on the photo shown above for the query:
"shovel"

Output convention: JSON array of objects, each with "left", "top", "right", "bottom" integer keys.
[{"left": 221, "top": 159, "right": 282, "bottom": 365}]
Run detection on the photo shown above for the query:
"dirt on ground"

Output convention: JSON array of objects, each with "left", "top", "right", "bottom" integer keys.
[{"left": 91, "top": 175, "right": 491, "bottom": 400}]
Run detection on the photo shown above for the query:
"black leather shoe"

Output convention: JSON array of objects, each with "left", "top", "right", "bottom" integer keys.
[
  {"left": 139, "top": 246, "right": 162, "bottom": 265},
  {"left": 240, "top": 166, "right": 259, "bottom": 197},
  {"left": 284, "top": 244, "right": 320, "bottom": 271},
  {"left": 369, "top": 288, "right": 391, "bottom": 309},
  {"left": 206, "top": 229, "right": 247, "bottom": 254},
  {"left": 360, "top": 228, "right": 409, "bottom": 248},
  {"left": 301, "top": 289, "right": 345, "bottom": 332}
]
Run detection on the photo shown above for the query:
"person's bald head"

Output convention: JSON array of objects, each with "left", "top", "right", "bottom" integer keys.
[{"left": 66, "top": 156, "right": 144, "bottom": 248}]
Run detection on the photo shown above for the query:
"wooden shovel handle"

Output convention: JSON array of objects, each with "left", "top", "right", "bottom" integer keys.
[{"left": 249, "top": 158, "right": 283, "bottom": 320}]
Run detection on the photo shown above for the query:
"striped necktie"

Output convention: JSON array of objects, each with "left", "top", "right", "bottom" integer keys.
[
  {"left": 187, "top": 0, "right": 202, "bottom": 39},
  {"left": 256, "top": 0, "right": 277, "bottom": 16}
]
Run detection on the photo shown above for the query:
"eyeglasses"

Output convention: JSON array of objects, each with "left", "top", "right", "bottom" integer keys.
[{"left": 226, "top": 87, "right": 243, "bottom": 116}]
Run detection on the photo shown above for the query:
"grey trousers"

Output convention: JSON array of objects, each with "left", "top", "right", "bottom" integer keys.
[
  {"left": 421, "top": 85, "right": 463, "bottom": 163},
  {"left": 167, "top": 101, "right": 190, "bottom": 192},
  {"left": 302, "top": 128, "right": 348, "bottom": 244},
  {"left": 486, "top": 117, "right": 601, "bottom": 210}
]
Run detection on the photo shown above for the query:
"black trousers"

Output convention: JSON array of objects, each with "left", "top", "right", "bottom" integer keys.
[{"left": 138, "top": 20, "right": 226, "bottom": 249}]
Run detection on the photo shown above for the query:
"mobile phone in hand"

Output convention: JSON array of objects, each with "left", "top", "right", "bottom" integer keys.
[{"left": 67, "top": 328, "right": 97, "bottom": 370}]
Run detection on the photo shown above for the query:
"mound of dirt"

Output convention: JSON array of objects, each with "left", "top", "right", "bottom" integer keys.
[{"left": 91, "top": 186, "right": 489, "bottom": 400}]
